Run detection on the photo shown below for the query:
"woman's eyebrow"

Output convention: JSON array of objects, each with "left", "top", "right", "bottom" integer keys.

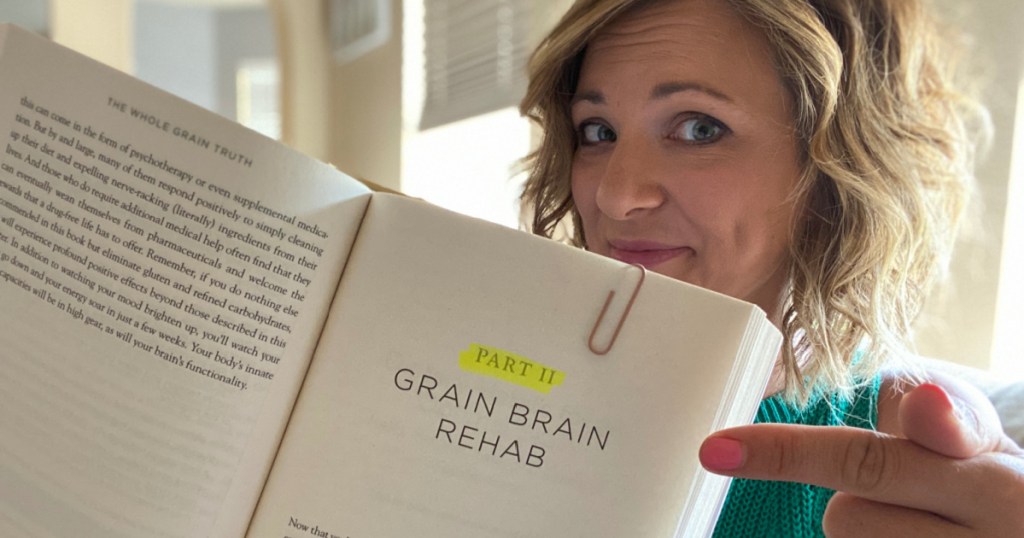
[
  {"left": 651, "top": 81, "right": 733, "bottom": 103},
  {"left": 570, "top": 89, "right": 604, "bottom": 107},
  {"left": 571, "top": 82, "right": 734, "bottom": 107}
]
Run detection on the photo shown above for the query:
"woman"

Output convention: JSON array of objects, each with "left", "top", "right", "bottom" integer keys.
[{"left": 519, "top": 0, "right": 1024, "bottom": 535}]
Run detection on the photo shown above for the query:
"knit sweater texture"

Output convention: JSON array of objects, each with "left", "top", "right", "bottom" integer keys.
[{"left": 711, "top": 376, "right": 882, "bottom": 537}]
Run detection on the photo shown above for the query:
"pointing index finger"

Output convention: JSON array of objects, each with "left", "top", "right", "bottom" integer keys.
[{"left": 699, "top": 424, "right": 984, "bottom": 525}]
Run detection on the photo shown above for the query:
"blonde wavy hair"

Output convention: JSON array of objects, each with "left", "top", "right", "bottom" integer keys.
[{"left": 519, "top": 0, "right": 986, "bottom": 403}]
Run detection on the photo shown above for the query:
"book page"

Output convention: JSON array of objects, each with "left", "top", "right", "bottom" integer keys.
[
  {"left": 247, "top": 195, "right": 778, "bottom": 538},
  {"left": 0, "top": 26, "right": 370, "bottom": 537}
]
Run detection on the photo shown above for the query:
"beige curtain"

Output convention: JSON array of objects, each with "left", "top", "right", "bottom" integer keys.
[
  {"left": 269, "top": 0, "right": 331, "bottom": 160},
  {"left": 50, "top": 0, "right": 134, "bottom": 73}
]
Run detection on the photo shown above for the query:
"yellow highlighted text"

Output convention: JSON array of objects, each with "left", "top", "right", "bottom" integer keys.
[{"left": 458, "top": 343, "right": 565, "bottom": 394}]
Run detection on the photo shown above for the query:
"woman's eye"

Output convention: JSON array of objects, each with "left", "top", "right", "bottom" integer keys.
[
  {"left": 578, "top": 122, "right": 616, "bottom": 145},
  {"left": 673, "top": 115, "right": 728, "bottom": 144}
]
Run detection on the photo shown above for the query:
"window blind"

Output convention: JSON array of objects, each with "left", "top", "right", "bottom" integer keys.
[{"left": 419, "top": 0, "right": 532, "bottom": 130}]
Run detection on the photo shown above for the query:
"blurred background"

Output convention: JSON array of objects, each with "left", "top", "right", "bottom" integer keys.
[{"left": 1, "top": 0, "right": 1022, "bottom": 378}]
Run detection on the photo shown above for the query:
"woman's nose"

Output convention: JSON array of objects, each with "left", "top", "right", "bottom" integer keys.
[{"left": 594, "top": 141, "right": 666, "bottom": 220}]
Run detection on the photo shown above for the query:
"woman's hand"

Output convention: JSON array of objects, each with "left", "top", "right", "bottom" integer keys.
[{"left": 700, "top": 381, "right": 1024, "bottom": 536}]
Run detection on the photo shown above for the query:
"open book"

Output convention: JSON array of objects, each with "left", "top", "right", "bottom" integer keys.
[{"left": 0, "top": 24, "right": 781, "bottom": 538}]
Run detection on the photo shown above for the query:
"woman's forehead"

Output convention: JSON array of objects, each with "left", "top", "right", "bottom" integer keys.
[
  {"left": 577, "top": 0, "right": 787, "bottom": 113},
  {"left": 585, "top": 0, "right": 765, "bottom": 61}
]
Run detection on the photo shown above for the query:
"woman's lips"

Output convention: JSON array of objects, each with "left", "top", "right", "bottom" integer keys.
[{"left": 607, "top": 241, "right": 691, "bottom": 268}]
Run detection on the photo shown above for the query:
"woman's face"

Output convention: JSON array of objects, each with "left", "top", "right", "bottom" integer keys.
[{"left": 570, "top": 0, "right": 803, "bottom": 319}]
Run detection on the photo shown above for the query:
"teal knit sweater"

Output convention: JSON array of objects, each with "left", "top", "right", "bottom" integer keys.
[{"left": 712, "top": 377, "right": 882, "bottom": 537}]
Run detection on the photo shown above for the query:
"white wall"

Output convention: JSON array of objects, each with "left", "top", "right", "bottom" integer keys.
[
  {"left": 916, "top": 0, "right": 1024, "bottom": 371},
  {"left": 0, "top": 0, "right": 49, "bottom": 34},
  {"left": 214, "top": 7, "right": 276, "bottom": 120},
  {"left": 134, "top": 3, "right": 218, "bottom": 111},
  {"left": 134, "top": 2, "right": 274, "bottom": 121}
]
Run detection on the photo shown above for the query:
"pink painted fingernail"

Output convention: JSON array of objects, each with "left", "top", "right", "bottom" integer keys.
[
  {"left": 700, "top": 437, "right": 745, "bottom": 471},
  {"left": 918, "top": 383, "right": 953, "bottom": 412}
]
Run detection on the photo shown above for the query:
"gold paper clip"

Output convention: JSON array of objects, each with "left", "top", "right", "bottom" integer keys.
[{"left": 588, "top": 264, "right": 646, "bottom": 355}]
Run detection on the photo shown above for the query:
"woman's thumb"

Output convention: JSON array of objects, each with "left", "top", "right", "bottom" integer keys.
[{"left": 897, "top": 380, "right": 1005, "bottom": 458}]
